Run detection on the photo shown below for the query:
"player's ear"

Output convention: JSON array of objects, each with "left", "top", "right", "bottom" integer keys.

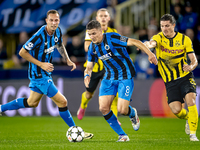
[{"left": 108, "top": 16, "right": 110, "bottom": 21}]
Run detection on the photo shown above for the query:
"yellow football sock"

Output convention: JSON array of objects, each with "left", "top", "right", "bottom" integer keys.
[
  {"left": 80, "top": 92, "right": 91, "bottom": 109},
  {"left": 175, "top": 108, "right": 189, "bottom": 119},
  {"left": 188, "top": 105, "right": 198, "bottom": 134},
  {"left": 111, "top": 93, "right": 118, "bottom": 117}
]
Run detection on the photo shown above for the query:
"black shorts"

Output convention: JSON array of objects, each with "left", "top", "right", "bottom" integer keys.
[
  {"left": 86, "top": 69, "right": 105, "bottom": 93},
  {"left": 165, "top": 72, "right": 196, "bottom": 104}
]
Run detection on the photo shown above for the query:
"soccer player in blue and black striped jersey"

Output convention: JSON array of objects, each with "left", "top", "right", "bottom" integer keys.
[
  {"left": 84, "top": 20, "right": 158, "bottom": 142},
  {"left": 0, "top": 10, "right": 93, "bottom": 139}
]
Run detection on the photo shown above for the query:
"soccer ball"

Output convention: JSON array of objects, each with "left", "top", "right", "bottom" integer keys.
[{"left": 66, "top": 126, "right": 85, "bottom": 142}]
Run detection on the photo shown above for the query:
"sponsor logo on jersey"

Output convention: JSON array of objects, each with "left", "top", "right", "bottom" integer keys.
[
  {"left": 45, "top": 45, "right": 56, "bottom": 54},
  {"left": 160, "top": 45, "right": 183, "bottom": 54},
  {"left": 99, "top": 52, "right": 112, "bottom": 61}
]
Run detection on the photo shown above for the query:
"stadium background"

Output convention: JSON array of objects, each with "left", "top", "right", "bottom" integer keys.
[{"left": 0, "top": 0, "right": 200, "bottom": 117}]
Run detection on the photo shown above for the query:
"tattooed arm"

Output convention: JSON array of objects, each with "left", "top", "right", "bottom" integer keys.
[{"left": 57, "top": 43, "right": 76, "bottom": 71}]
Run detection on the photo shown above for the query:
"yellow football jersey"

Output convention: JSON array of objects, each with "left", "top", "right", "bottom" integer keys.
[
  {"left": 84, "top": 27, "right": 117, "bottom": 72},
  {"left": 152, "top": 32, "right": 194, "bottom": 83}
]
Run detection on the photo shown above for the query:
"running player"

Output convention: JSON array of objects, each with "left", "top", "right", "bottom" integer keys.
[
  {"left": 144, "top": 14, "right": 199, "bottom": 141},
  {"left": 77, "top": 8, "right": 120, "bottom": 124},
  {"left": 0, "top": 9, "right": 93, "bottom": 139},
  {"left": 84, "top": 20, "right": 157, "bottom": 141}
]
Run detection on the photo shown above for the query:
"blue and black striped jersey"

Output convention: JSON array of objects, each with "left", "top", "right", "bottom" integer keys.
[
  {"left": 23, "top": 25, "right": 62, "bottom": 80},
  {"left": 87, "top": 32, "right": 136, "bottom": 80}
]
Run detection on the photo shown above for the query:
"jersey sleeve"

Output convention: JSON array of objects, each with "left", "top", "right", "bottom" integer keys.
[
  {"left": 57, "top": 27, "right": 63, "bottom": 46},
  {"left": 110, "top": 33, "right": 128, "bottom": 47},
  {"left": 87, "top": 44, "right": 98, "bottom": 63},
  {"left": 185, "top": 36, "right": 194, "bottom": 54},
  {"left": 151, "top": 33, "right": 162, "bottom": 48},
  {"left": 85, "top": 30, "right": 92, "bottom": 41},
  {"left": 23, "top": 34, "right": 40, "bottom": 51}
]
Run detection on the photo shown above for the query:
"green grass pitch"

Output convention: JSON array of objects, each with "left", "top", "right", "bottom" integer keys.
[{"left": 0, "top": 116, "right": 200, "bottom": 150}]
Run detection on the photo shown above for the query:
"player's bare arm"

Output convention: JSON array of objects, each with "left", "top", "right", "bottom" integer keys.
[
  {"left": 57, "top": 43, "right": 76, "bottom": 71},
  {"left": 19, "top": 47, "right": 54, "bottom": 72},
  {"left": 183, "top": 53, "right": 198, "bottom": 72},
  {"left": 127, "top": 38, "right": 158, "bottom": 65},
  {"left": 84, "top": 61, "right": 94, "bottom": 88},
  {"left": 84, "top": 41, "right": 92, "bottom": 52}
]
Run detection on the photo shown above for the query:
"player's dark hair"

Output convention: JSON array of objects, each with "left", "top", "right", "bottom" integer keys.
[
  {"left": 86, "top": 20, "right": 101, "bottom": 30},
  {"left": 160, "top": 14, "right": 176, "bottom": 25},
  {"left": 47, "top": 10, "right": 59, "bottom": 18}
]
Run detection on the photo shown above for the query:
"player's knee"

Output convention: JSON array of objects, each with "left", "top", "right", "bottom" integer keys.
[
  {"left": 85, "top": 91, "right": 93, "bottom": 99},
  {"left": 28, "top": 101, "right": 39, "bottom": 107},
  {"left": 99, "top": 105, "right": 109, "bottom": 115},
  {"left": 169, "top": 102, "right": 182, "bottom": 115},
  {"left": 59, "top": 99, "right": 68, "bottom": 107},
  {"left": 186, "top": 97, "right": 196, "bottom": 107},
  {"left": 99, "top": 106, "right": 105, "bottom": 113},
  {"left": 118, "top": 108, "right": 128, "bottom": 115},
  {"left": 171, "top": 107, "right": 182, "bottom": 115}
]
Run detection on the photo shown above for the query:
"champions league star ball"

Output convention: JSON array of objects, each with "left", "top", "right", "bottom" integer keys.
[{"left": 66, "top": 126, "right": 85, "bottom": 142}]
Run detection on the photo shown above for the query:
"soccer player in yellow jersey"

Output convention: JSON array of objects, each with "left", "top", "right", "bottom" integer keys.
[
  {"left": 77, "top": 8, "right": 120, "bottom": 124},
  {"left": 144, "top": 14, "right": 198, "bottom": 141}
]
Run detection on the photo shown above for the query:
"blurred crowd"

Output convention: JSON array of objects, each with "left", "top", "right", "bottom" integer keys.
[{"left": 0, "top": 0, "right": 200, "bottom": 80}]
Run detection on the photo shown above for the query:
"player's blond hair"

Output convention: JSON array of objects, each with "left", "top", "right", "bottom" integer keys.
[{"left": 96, "top": 8, "right": 110, "bottom": 16}]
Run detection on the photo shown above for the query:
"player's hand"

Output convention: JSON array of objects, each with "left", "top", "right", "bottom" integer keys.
[
  {"left": 144, "top": 41, "right": 156, "bottom": 49},
  {"left": 183, "top": 64, "right": 192, "bottom": 72},
  {"left": 41, "top": 62, "right": 54, "bottom": 72},
  {"left": 67, "top": 61, "right": 76, "bottom": 71},
  {"left": 148, "top": 53, "right": 158, "bottom": 65},
  {"left": 144, "top": 41, "right": 150, "bottom": 47},
  {"left": 84, "top": 76, "right": 90, "bottom": 88}
]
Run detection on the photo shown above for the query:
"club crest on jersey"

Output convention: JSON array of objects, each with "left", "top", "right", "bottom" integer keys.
[
  {"left": 105, "top": 44, "right": 110, "bottom": 50},
  {"left": 54, "top": 37, "right": 58, "bottom": 42},
  {"left": 175, "top": 40, "right": 180, "bottom": 47}
]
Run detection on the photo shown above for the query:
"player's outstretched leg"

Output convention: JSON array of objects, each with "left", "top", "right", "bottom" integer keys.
[
  {"left": 0, "top": 98, "right": 30, "bottom": 115},
  {"left": 117, "top": 135, "right": 130, "bottom": 142},
  {"left": 77, "top": 92, "right": 91, "bottom": 120},
  {"left": 111, "top": 93, "right": 121, "bottom": 126},
  {"left": 128, "top": 106, "right": 140, "bottom": 131},
  {"left": 104, "top": 110, "right": 129, "bottom": 142},
  {"left": 59, "top": 106, "right": 94, "bottom": 139},
  {"left": 188, "top": 105, "right": 199, "bottom": 141},
  {"left": 59, "top": 106, "right": 76, "bottom": 127},
  {"left": 174, "top": 108, "right": 190, "bottom": 135}
]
